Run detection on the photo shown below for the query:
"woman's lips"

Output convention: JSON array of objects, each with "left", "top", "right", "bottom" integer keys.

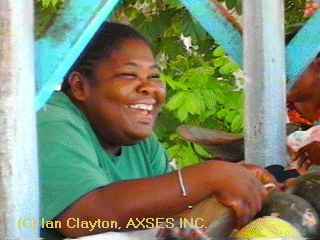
[{"left": 126, "top": 107, "right": 156, "bottom": 125}]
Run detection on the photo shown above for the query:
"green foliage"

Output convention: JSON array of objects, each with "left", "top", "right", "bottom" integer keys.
[
  {"left": 285, "top": 0, "right": 308, "bottom": 36},
  {"left": 38, "top": 0, "right": 63, "bottom": 8},
  {"left": 35, "top": 0, "right": 64, "bottom": 39},
  {"left": 163, "top": 50, "right": 243, "bottom": 132},
  {"left": 217, "top": 0, "right": 242, "bottom": 14}
]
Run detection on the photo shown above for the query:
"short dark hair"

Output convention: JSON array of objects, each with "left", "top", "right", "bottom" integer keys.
[{"left": 61, "top": 22, "right": 151, "bottom": 92}]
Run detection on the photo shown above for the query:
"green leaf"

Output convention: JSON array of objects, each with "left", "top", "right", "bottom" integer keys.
[
  {"left": 181, "top": 66, "right": 215, "bottom": 88},
  {"left": 213, "top": 46, "right": 225, "bottom": 57},
  {"left": 39, "top": 0, "right": 62, "bottom": 8},
  {"left": 166, "top": 92, "right": 187, "bottom": 111},
  {"left": 231, "top": 115, "right": 243, "bottom": 133},
  {"left": 213, "top": 56, "right": 229, "bottom": 67},
  {"left": 235, "top": 0, "right": 242, "bottom": 14},
  {"left": 180, "top": 13, "right": 209, "bottom": 43},
  {"left": 162, "top": 74, "right": 188, "bottom": 90},
  {"left": 166, "top": 0, "right": 184, "bottom": 9},
  {"left": 51, "top": 0, "right": 59, "bottom": 7},
  {"left": 219, "top": 62, "right": 240, "bottom": 75},
  {"left": 168, "top": 143, "right": 201, "bottom": 168},
  {"left": 217, "top": 109, "right": 228, "bottom": 119},
  {"left": 224, "top": 92, "right": 244, "bottom": 110},
  {"left": 185, "top": 92, "right": 205, "bottom": 115},
  {"left": 158, "top": 37, "right": 186, "bottom": 59},
  {"left": 225, "top": 0, "right": 237, "bottom": 9},
  {"left": 177, "top": 103, "right": 190, "bottom": 122},
  {"left": 193, "top": 143, "right": 212, "bottom": 158},
  {"left": 41, "top": 0, "right": 50, "bottom": 8},
  {"left": 225, "top": 110, "right": 238, "bottom": 124}
]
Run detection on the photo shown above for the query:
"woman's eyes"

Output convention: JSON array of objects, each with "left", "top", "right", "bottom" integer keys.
[
  {"left": 119, "top": 73, "right": 137, "bottom": 79},
  {"left": 150, "top": 74, "right": 160, "bottom": 81},
  {"left": 118, "top": 73, "right": 161, "bottom": 81}
]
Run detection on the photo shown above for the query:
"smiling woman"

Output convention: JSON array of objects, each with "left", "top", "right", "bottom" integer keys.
[
  {"left": 60, "top": 23, "right": 165, "bottom": 154},
  {"left": 64, "top": 37, "right": 165, "bottom": 154},
  {"left": 37, "top": 22, "right": 277, "bottom": 239}
]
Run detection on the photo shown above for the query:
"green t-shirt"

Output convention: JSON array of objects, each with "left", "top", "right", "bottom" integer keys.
[{"left": 38, "top": 91, "right": 172, "bottom": 221}]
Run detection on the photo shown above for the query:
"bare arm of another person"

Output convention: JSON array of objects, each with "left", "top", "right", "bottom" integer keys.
[{"left": 58, "top": 161, "right": 267, "bottom": 238}]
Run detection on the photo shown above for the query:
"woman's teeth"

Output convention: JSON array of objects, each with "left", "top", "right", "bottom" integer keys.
[{"left": 128, "top": 104, "right": 153, "bottom": 111}]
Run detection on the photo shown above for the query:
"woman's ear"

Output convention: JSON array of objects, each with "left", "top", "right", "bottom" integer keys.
[{"left": 68, "top": 71, "right": 91, "bottom": 101}]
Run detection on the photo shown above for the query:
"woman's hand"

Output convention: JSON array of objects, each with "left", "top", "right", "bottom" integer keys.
[
  {"left": 241, "top": 163, "right": 283, "bottom": 191},
  {"left": 209, "top": 161, "right": 268, "bottom": 228}
]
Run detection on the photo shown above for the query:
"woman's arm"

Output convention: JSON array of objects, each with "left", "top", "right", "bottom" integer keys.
[{"left": 57, "top": 160, "right": 268, "bottom": 238}]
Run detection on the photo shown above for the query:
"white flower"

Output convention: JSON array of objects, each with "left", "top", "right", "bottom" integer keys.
[{"left": 180, "top": 34, "right": 193, "bottom": 54}]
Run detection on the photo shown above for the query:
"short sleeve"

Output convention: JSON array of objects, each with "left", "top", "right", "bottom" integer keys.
[
  {"left": 147, "top": 135, "right": 174, "bottom": 176},
  {"left": 38, "top": 121, "right": 110, "bottom": 221}
]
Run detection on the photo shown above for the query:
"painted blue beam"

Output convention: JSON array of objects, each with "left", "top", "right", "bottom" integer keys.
[
  {"left": 287, "top": 11, "right": 320, "bottom": 89},
  {"left": 36, "top": 0, "right": 123, "bottom": 110},
  {"left": 180, "top": 0, "right": 320, "bottom": 90},
  {"left": 180, "top": 0, "right": 243, "bottom": 66}
]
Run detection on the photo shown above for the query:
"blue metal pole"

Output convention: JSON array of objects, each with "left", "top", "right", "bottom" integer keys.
[
  {"left": 243, "top": 0, "right": 287, "bottom": 166},
  {"left": 0, "top": 0, "right": 39, "bottom": 239}
]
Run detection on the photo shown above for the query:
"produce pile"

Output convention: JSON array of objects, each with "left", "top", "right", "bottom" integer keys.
[{"left": 228, "top": 172, "right": 320, "bottom": 240}]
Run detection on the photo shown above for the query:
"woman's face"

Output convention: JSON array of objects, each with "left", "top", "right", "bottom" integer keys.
[{"left": 80, "top": 39, "right": 166, "bottom": 146}]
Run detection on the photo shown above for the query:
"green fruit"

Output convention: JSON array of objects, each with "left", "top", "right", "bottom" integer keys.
[
  {"left": 233, "top": 216, "right": 302, "bottom": 239},
  {"left": 259, "top": 191, "right": 320, "bottom": 239},
  {"left": 292, "top": 172, "right": 320, "bottom": 216}
]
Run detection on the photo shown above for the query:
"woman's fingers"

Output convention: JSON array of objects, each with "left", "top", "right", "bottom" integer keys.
[
  {"left": 296, "top": 142, "right": 320, "bottom": 169},
  {"left": 297, "top": 149, "right": 309, "bottom": 168},
  {"left": 242, "top": 163, "right": 282, "bottom": 191},
  {"left": 221, "top": 180, "right": 266, "bottom": 229},
  {"left": 235, "top": 201, "right": 251, "bottom": 228}
]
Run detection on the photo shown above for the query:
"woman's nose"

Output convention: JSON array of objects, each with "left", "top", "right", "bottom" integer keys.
[{"left": 137, "top": 80, "right": 166, "bottom": 104}]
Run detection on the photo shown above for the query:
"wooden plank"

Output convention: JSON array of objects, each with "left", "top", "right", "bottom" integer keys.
[
  {"left": 36, "top": 0, "right": 122, "bottom": 110},
  {"left": 180, "top": 0, "right": 243, "bottom": 66},
  {"left": 243, "top": 0, "right": 287, "bottom": 166},
  {"left": 287, "top": 11, "right": 320, "bottom": 89},
  {"left": 0, "top": 0, "right": 39, "bottom": 238}
]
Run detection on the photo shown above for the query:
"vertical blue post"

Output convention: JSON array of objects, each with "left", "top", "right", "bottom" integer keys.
[
  {"left": 0, "top": 0, "right": 39, "bottom": 239},
  {"left": 243, "top": 0, "right": 287, "bottom": 166}
]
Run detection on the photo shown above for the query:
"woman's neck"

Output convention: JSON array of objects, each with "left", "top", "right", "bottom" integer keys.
[
  {"left": 103, "top": 143, "right": 122, "bottom": 156},
  {"left": 66, "top": 91, "right": 123, "bottom": 156}
]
